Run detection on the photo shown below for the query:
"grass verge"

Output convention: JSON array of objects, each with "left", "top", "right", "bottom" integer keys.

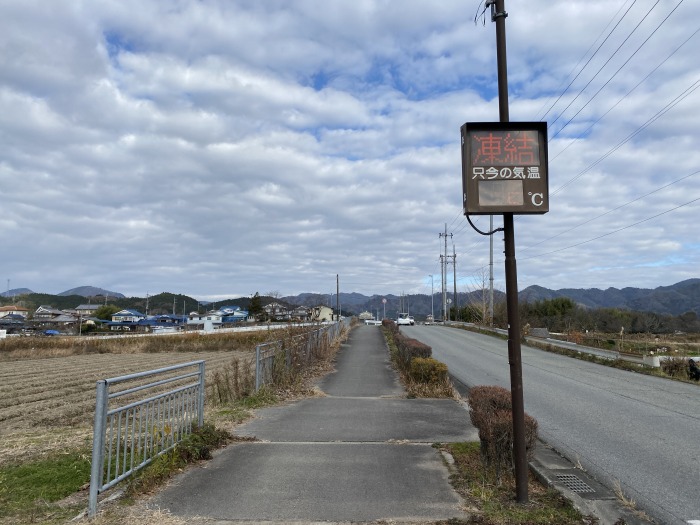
[
  {"left": 435, "top": 442, "right": 593, "bottom": 525},
  {"left": 0, "top": 449, "right": 92, "bottom": 524}
]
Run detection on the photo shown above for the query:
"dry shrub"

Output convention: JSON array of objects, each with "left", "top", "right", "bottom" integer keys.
[
  {"left": 382, "top": 319, "right": 399, "bottom": 334},
  {"left": 660, "top": 357, "right": 690, "bottom": 378},
  {"left": 209, "top": 357, "right": 255, "bottom": 405},
  {"left": 404, "top": 375, "right": 455, "bottom": 399},
  {"left": 468, "top": 385, "right": 539, "bottom": 482},
  {"left": 394, "top": 333, "right": 432, "bottom": 371},
  {"left": 0, "top": 330, "right": 275, "bottom": 361},
  {"left": 409, "top": 357, "right": 448, "bottom": 384},
  {"left": 468, "top": 385, "right": 512, "bottom": 430}
]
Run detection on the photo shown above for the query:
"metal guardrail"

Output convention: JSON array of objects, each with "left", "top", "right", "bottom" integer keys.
[
  {"left": 88, "top": 361, "right": 205, "bottom": 517},
  {"left": 255, "top": 321, "right": 346, "bottom": 391}
]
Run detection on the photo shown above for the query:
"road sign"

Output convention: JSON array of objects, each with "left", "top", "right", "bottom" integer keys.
[{"left": 461, "top": 122, "right": 549, "bottom": 215}]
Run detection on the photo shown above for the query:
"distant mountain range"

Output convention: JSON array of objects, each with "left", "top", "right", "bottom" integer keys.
[
  {"left": 2, "top": 280, "right": 698, "bottom": 317},
  {"left": 518, "top": 278, "right": 700, "bottom": 317},
  {"left": 2, "top": 286, "right": 125, "bottom": 299},
  {"left": 285, "top": 279, "right": 700, "bottom": 317}
]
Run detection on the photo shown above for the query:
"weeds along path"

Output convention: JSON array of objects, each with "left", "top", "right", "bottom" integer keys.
[{"left": 0, "top": 350, "right": 250, "bottom": 436}]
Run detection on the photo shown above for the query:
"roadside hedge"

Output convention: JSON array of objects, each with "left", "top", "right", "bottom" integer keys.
[
  {"left": 409, "top": 357, "right": 448, "bottom": 384},
  {"left": 467, "top": 385, "right": 538, "bottom": 481},
  {"left": 394, "top": 331, "right": 432, "bottom": 371}
]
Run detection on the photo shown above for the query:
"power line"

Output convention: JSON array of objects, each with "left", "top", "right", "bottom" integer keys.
[
  {"left": 520, "top": 196, "right": 700, "bottom": 261},
  {"left": 552, "top": 75, "right": 700, "bottom": 196},
  {"left": 551, "top": 0, "right": 684, "bottom": 141},
  {"left": 533, "top": 0, "right": 636, "bottom": 120},
  {"left": 549, "top": 24, "right": 700, "bottom": 163},
  {"left": 548, "top": 0, "right": 663, "bottom": 131},
  {"left": 539, "top": 0, "right": 639, "bottom": 122},
  {"left": 521, "top": 169, "right": 700, "bottom": 252}
]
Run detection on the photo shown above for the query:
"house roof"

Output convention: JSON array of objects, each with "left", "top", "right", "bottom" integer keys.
[
  {"left": 114, "top": 309, "right": 146, "bottom": 317},
  {"left": 35, "top": 305, "right": 66, "bottom": 315},
  {"left": 0, "top": 305, "right": 29, "bottom": 312},
  {"left": 75, "top": 304, "right": 100, "bottom": 310},
  {"left": 45, "top": 314, "right": 78, "bottom": 323}
]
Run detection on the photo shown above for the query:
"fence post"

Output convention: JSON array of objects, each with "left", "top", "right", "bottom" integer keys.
[
  {"left": 88, "top": 380, "right": 108, "bottom": 518},
  {"left": 198, "top": 361, "right": 205, "bottom": 427},
  {"left": 255, "top": 344, "right": 261, "bottom": 392}
]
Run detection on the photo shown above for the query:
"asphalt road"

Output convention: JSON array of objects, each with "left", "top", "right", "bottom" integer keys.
[{"left": 404, "top": 325, "right": 700, "bottom": 525}]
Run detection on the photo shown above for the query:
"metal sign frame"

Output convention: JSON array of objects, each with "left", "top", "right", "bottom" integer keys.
[{"left": 461, "top": 121, "right": 549, "bottom": 215}]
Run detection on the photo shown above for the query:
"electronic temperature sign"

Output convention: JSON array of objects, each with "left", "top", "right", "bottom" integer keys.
[{"left": 461, "top": 122, "right": 549, "bottom": 215}]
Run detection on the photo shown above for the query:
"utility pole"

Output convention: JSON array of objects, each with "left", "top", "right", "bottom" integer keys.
[
  {"left": 490, "top": 217, "right": 494, "bottom": 326},
  {"left": 492, "top": 0, "right": 528, "bottom": 503},
  {"left": 439, "top": 224, "right": 452, "bottom": 321},
  {"left": 429, "top": 274, "right": 434, "bottom": 321},
  {"left": 453, "top": 245, "right": 458, "bottom": 321},
  {"left": 336, "top": 274, "right": 340, "bottom": 320}
]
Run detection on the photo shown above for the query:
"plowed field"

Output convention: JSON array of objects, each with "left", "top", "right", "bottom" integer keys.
[{"left": 0, "top": 350, "right": 249, "bottom": 434}]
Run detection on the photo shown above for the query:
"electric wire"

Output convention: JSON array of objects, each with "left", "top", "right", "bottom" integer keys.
[
  {"left": 549, "top": 24, "right": 700, "bottom": 162},
  {"left": 553, "top": 75, "right": 700, "bottom": 196},
  {"left": 521, "top": 169, "right": 700, "bottom": 252},
  {"left": 548, "top": 0, "right": 662, "bottom": 132},
  {"left": 532, "top": 0, "right": 635, "bottom": 120},
  {"left": 539, "top": 0, "right": 639, "bottom": 122},
  {"left": 551, "top": 0, "right": 685, "bottom": 141},
  {"left": 520, "top": 196, "right": 700, "bottom": 261}
]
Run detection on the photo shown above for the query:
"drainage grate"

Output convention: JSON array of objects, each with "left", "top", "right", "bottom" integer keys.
[{"left": 556, "top": 474, "right": 595, "bottom": 493}]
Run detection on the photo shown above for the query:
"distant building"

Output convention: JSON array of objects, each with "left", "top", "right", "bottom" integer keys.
[
  {"left": 264, "top": 302, "right": 290, "bottom": 321},
  {"left": 290, "top": 306, "right": 311, "bottom": 321},
  {"left": 0, "top": 305, "right": 29, "bottom": 319},
  {"left": 111, "top": 309, "right": 146, "bottom": 323},
  {"left": 358, "top": 311, "right": 374, "bottom": 320},
  {"left": 34, "top": 305, "right": 68, "bottom": 320},
  {"left": 311, "top": 305, "right": 334, "bottom": 322},
  {"left": 75, "top": 304, "right": 100, "bottom": 317}
]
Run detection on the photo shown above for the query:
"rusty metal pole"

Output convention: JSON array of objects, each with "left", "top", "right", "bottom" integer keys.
[{"left": 492, "top": 0, "right": 529, "bottom": 503}]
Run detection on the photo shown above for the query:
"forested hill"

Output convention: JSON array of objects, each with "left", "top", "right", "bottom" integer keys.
[{"left": 519, "top": 279, "right": 700, "bottom": 316}]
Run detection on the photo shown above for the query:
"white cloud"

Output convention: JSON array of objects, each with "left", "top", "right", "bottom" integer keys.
[{"left": 0, "top": 0, "right": 699, "bottom": 300}]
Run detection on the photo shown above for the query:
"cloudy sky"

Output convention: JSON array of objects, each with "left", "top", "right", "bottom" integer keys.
[{"left": 1, "top": 0, "right": 699, "bottom": 301}]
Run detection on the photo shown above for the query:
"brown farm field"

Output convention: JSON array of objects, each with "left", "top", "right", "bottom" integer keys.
[{"left": 0, "top": 329, "right": 283, "bottom": 466}]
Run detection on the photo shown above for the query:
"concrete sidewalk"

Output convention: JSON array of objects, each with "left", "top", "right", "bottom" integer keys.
[{"left": 150, "top": 325, "right": 476, "bottom": 523}]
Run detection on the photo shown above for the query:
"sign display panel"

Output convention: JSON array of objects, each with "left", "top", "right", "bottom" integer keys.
[{"left": 461, "top": 122, "right": 549, "bottom": 215}]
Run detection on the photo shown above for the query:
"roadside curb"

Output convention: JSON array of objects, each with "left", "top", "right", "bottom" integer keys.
[
  {"left": 530, "top": 444, "right": 655, "bottom": 525},
  {"left": 448, "top": 372, "right": 655, "bottom": 525}
]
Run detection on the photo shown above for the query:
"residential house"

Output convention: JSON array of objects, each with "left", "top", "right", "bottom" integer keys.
[
  {"left": 75, "top": 304, "right": 100, "bottom": 317},
  {"left": 310, "top": 305, "right": 335, "bottom": 322},
  {"left": 106, "top": 309, "right": 147, "bottom": 331},
  {"left": 111, "top": 309, "right": 146, "bottom": 323},
  {"left": 290, "top": 306, "right": 310, "bottom": 321},
  {"left": 0, "top": 305, "right": 29, "bottom": 319},
  {"left": 34, "top": 305, "right": 67, "bottom": 320},
  {"left": 264, "top": 302, "right": 290, "bottom": 321},
  {"left": 188, "top": 312, "right": 223, "bottom": 328}
]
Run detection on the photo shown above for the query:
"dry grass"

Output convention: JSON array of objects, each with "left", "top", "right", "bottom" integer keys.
[{"left": 0, "top": 330, "right": 275, "bottom": 361}]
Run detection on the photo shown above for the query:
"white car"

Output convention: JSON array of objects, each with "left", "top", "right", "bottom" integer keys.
[{"left": 397, "top": 313, "right": 414, "bottom": 326}]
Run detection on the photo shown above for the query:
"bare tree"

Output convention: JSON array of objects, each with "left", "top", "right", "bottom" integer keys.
[{"left": 463, "top": 268, "right": 490, "bottom": 326}]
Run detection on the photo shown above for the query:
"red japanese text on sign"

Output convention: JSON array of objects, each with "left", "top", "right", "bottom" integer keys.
[{"left": 470, "top": 130, "right": 540, "bottom": 166}]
